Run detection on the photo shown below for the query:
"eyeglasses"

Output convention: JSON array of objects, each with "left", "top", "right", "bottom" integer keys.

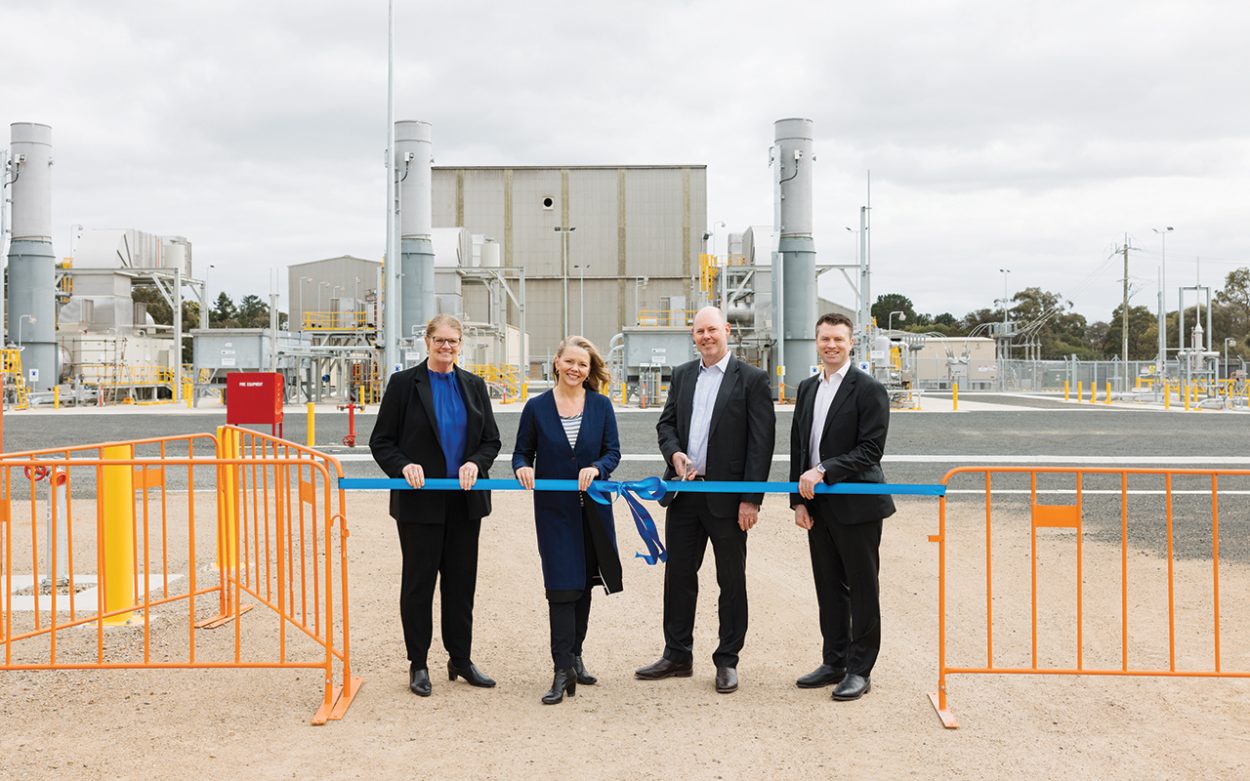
[{"left": 430, "top": 337, "right": 461, "bottom": 347}]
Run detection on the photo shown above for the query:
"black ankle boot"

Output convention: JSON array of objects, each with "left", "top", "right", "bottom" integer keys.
[
  {"left": 448, "top": 660, "right": 497, "bottom": 688},
  {"left": 572, "top": 655, "right": 597, "bottom": 686},
  {"left": 541, "top": 667, "right": 577, "bottom": 705}
]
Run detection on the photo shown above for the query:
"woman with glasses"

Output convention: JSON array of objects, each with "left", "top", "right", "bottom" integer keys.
[
  {"left": 512, "top": 335, "right": 622, "bottom": 704},
  {"left": 370, "top": 314, "right": 502, "bottom": 697}
]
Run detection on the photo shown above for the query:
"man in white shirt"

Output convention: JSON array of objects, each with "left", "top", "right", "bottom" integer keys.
[
  {"left": 635, "top": 307, "right": 775, "bottom": 694},
  {"left": 789, "top": 312, "right": 895, "bottom": 701}
]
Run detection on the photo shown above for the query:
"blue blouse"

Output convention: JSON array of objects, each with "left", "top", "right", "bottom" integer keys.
[{"left": 428, "top": 368, "right": 467, "bottom": 478}]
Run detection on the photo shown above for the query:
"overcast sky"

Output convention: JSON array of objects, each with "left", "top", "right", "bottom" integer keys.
[{"left": 5, "top": 0, "right": 1249, "bottom": 324}]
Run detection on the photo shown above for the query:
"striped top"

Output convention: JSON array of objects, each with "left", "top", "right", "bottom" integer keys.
[{"left": 560, "top": 414, "right": 582, "bottom": 449}]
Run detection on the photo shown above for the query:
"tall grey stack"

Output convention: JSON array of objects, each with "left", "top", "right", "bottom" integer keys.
[
  {"left": 772, "top": 117, "right": 817, "bottom": 396},
  {"left": 396, "top": 120, "right": 435, "bottom": 350},
  {"left": 7, "top": 122, "right": 58, "bottom": 391}
]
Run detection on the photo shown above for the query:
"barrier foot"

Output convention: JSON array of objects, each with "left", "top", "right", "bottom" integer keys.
[
  {"left": 312, "top": 676, "right": 363, "bottom": 725},
  {"left": 194, "top": 603, "right": 254, "bottom": 629},
  {"left": 928, "top": 691, "right": 959, "bottom": 729}
]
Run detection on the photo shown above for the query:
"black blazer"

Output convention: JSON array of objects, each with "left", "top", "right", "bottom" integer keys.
[
  {"left": 369, "top": 360, "right": 502, "bottom": 524},
  {"left": 656, "top": 355, "right": 776, "bottom": 517},
  {"left": 789, "top": 365, "right": 896, "bottom": 525}
]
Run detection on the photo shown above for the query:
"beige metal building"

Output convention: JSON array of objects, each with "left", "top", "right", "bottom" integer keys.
[{"left": 433, "top": 165, "right": 708, "bottom": 375}]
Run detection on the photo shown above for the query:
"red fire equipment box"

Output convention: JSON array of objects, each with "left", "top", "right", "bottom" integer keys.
[{"left": 226, "top": 372, "right": 285, "bottom": 437}]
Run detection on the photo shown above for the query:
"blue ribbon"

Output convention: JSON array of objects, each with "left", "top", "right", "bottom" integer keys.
[
  {"left": 585, "top": 476, "right": 669, "bottom": 565},
  {"left": 338, "top": 476, "right": 945, "bottom": 566}
]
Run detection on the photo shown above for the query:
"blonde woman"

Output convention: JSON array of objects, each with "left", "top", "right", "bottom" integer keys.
[
  {"left": 370, "top": 314, "right": 502, "bottom": 697},
  {"left": 512, "top": 336, "right": 622, "bottom": 704}
]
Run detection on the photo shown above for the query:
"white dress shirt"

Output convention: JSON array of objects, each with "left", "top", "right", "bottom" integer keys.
[
  {"left": 809, "top": 361, "right": 850, "bottom": 471},
  {"left": 687, "top": 352, "right": 731, "bottom": 476}
]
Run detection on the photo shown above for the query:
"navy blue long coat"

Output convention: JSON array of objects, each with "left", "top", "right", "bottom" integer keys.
[{"left": 512, "top": 389, "right": 623, "bottom": 593}]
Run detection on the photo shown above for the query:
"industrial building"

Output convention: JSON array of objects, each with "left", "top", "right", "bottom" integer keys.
[{"left": 433, "top": 164, "right": 708, "bottom": 377}]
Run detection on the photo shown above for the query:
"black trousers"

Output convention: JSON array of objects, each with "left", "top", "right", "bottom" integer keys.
[
  {"left": 546, "top": 505, "right": 599, "bottom": 670},
  {"left": 395, "top": 495, "right": 481, "bottom": 670},
  {"left": 548, "top": 590, "right": 593, "bottom": 670},
  {"left": 662, "top": 492, "right": 748, "bottom": 668},
  {"left": 807, "top": 511, "right": 882, "bottom": 677}
]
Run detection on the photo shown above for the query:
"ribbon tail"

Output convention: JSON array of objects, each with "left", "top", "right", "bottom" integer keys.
[{"left": 622, "top": 491, "right": 667, "bottom": 565}]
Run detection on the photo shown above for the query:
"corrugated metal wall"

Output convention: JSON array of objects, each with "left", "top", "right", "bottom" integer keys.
[{"left": 433, "top": 166, "right": 706, "bottom": 369}]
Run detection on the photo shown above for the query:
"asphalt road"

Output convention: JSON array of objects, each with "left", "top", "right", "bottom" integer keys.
[{"left": 3, "top": 402, "right": 1248, "bottom": 560}]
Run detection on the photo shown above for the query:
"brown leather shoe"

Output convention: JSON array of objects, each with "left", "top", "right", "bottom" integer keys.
[
  {"left": 715, "top": 666, "right": 738, "bottom": 694},
  {"left": 634, "top": 657, "right": 693, "bottom": 680}
]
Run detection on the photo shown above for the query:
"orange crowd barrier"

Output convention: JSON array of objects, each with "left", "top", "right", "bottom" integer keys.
[
  {"left": 929, "top": 466, "right": 1250, "bottom": 729},
  {"left": 0, "top": 427, "right": 360, "bottom": 725}
]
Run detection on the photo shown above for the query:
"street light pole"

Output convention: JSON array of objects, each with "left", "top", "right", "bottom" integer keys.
[
  {"left": 888, "top": 310, "right": 906, "bottom": 331},
  {"left": 1154, "top": 226, "right": 1174, "bottom": 381},
  {"left": 299, "top": 277, "right": 310, "bottom": 331},
  {"left": 575, "top": 263, "right": 589, "bottom": 334},
  {"left": 554, "top": 226, "right": 575, "bottom": 336}
]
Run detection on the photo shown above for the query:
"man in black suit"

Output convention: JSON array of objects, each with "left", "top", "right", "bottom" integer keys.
[
  {"left": 790, "top": 312, "right": 895, "bottom": 701},
  {"left": 370, "top": 314, "right": 502, "bottom": 697},
  {"left": 635, "top": 306, "right": 775, "bottom": 694}
]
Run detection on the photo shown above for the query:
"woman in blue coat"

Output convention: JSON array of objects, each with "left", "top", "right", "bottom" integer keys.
[{"left": 513, "top": 335, "right": 623, "bottom": 705}]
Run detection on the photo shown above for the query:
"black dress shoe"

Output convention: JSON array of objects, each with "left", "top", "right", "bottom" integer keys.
[
  {"left": 541, "top": 667, "right": 577, "bottom": 705},
  {"left": 634, "top": 657, "right": 693, "bottom": 680},
  {"left": 831, "top": 673, "right": 870, "bottom": 701},
  {"left": 572, "top": 655, "right": 597, "bottom": 686},
  {"left": 715, "top": 666, "right": 738, "bottom": 694},
  {"left": 409, "top": 666, "right": 431, "bottom": 697},
  {"left": 796, "top": 664, "right": 846, "bottom": 689},
  {"left": 448, "top": 660, "right": 497, "bottom": 688}
]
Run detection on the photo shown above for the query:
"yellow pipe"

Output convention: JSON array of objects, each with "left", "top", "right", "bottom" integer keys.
[
  {"left": 101, "top": 444, "right": 136, "bottom": 625},
  {"left": 952, "top": 382, "right": 959, "bottom": 412},
  {"left": 215, "top": 426, "right": 239, "bottom": 572},
  {"left": 1105, "top": 381, "right": 1112, "bottom": 405},
  {"left": 306, "top": 402, "right": 316, "bottom": 447},
  {"left": 1064, "top": 380, "right": 1070, "bottom": 401}
]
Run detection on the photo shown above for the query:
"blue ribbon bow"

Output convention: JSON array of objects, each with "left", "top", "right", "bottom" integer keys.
[{"left": 586, "top": 477, "right": 668, "bottom": 565}]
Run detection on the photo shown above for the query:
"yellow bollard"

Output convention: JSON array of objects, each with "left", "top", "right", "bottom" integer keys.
[
  {"left": 215, "top": 426, "right": 239, "bottom": 572},
  {"left": 620, "top": 382, "right": 627, "bottom": 406},
  {"left": 779, "top": 382, "right": 786, "bottom": 405},
  {"left": 184, "top": 382, "right": 193, "bottom": 408},
  {"left": 101, "top": 444, "right": 136, "bottom": 625},
  {"left": 521, "top": 382, "right": 529, "bottom": 402},
  {"left": 53, "top": 386, "right": 60, "bottom": 409},
  {"left": 1090, "top": 381, "right": 1097, "bottom": 403},
  {"left": 1184, "top": 383, "right": 1191, "bottom": 412},
  {"left": 1077, "top": 381, "right": 1083, "bottom": 403},
  {"left": 1105, "top": 381, "right": 1112, "bottom": 405},
  {"left": 952, "top": 382, "right": 959, "bottom": 411},
  {"left": 1064, "top": 380, "right": 1070, "bottom": 401},
  {"left": 306, "top": 402, "right": 316, "bottom": 447},
  {"left": 1164, "top": 382, "right": 1171, "bottom": 410}
]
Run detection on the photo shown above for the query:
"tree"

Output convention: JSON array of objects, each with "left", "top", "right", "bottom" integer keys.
[
  {"left": 1100, "top": 304, "right": 1157, "bottom": 360},
  {"left": 870, "top": 293, "right": 918, "bottom": 329},
  {"left": 210, "top": 292, "right": 238, "bottom": 327},
  {"left": 237, "top": 294, "right": 269, "bottom": 328}
]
